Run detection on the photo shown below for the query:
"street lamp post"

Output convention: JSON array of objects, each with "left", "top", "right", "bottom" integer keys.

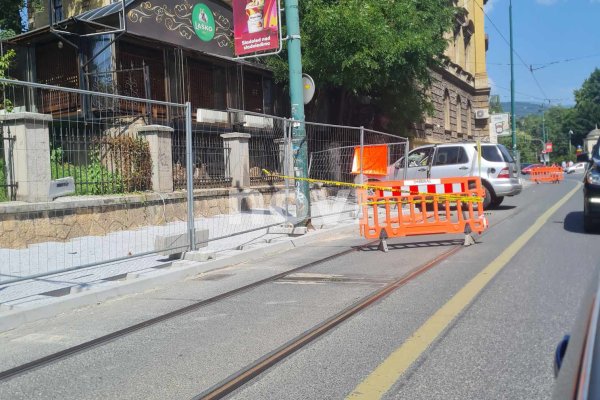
[{"left": 569, "top": 130, "right": 574, "bottom": 156}]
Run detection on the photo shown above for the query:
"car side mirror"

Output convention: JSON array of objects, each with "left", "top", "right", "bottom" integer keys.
[{"left": 554, "top": 334, "right": 570, "bottom": 378}]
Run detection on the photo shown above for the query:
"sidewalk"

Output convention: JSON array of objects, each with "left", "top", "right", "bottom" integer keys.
[{"left": 0, "top": 195, "right": 358, "bottom": 331}]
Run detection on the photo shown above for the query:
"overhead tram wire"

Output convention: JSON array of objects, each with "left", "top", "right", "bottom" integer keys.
[
  {"left": 473, "top": 0, "right": 553, "bottom": 103},
  {"left": 530, "top": 53, "right": 600, "bottom": 71}
]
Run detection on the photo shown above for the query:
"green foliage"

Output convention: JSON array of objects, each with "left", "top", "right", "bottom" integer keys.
[
  {"left": 0, "top": 48, "right": 15, "bottom": 111},
  {"left": 0, "top": 0, "right": 23, "bottom": 35},
  {"left": 489, "top": 95, "right": 504, "bottom": 114},
  {"left": 506, "top": 105, "right": 576, "bottom": 164},
  {"left": 50, "top": 137, "right": 152, "bottom": 196},
  {"left": 51, "top": 148, "right": 125, "bottom": 195},
  {"left": 266, "top": 0, "right": 456, "bottom": 132},
  {"left": 571, "top": 68, "right": 600, "bottom": 145}
]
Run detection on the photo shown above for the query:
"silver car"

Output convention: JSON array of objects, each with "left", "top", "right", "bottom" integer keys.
[{"left": 364, "top": 143, "right": 522, "bottom": 209}]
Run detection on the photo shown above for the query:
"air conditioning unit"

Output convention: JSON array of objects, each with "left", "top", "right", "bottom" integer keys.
[{"left": 474, "top": 109, "right": 489, "bottom": 120}]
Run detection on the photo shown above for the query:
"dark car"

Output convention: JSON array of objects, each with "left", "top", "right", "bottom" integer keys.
[
  {"left": 584, "top": 142, "right": 600, "bottom": 232},
  {"left": 553, "top": 268, "right": 600, "bottom": 399}
]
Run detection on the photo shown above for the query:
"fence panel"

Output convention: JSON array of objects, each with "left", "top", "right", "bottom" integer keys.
[
  {"left": 0, "top": 81, "right": 409, "bottom": 285},
  {"left": 0, "top": 78, "right": 191, "bottom": 284}
]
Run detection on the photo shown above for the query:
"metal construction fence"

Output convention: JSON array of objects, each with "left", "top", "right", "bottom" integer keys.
[{"left": 0, "top": 78, "right": 408, "bottom": 284}]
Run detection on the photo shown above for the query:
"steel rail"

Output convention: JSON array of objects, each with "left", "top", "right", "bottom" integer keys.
[
  {"left": 0, "top": 243, "right": 373, "bottom": 382},
  {"left": 191, "top": 204, "right": 525, "bottom": 399},
  {"left": 192, "top": 245, "right": 463, "bottom": 400},
  {"left": 0, "top": 202, "right": 520, "bottom": 383}
]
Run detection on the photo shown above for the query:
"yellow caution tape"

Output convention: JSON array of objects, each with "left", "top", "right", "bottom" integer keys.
[{"left": 261, "top": 170, "right": 483, "bottom": 204}]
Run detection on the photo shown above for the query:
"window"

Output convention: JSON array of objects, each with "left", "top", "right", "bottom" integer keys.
[
  {"left": 444, "top": 90, "right": 451, "bottom": 131},
  {"left": 477, "top": 145, "right": 503, "bottom": 162},
  {"left": 464, "top": 33, "right": 472, "bottom": 74},
  {"left": 408, "top": 147, "right": 434, "bottom": 167},
  {"left": 467, "top": 101, "right": 472, "bottom": 136},
  {"left": 434, "top": 147, "right": 469, "bottom": 166},
  {"left": 497, "top": 144, "right": 515, "bottom": 162},
  {"left": 456, "top": 95, "right": 462, "bottom": 134}
]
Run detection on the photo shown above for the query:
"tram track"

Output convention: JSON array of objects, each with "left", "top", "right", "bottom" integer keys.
[
  {"left": 190, "top": 202, "right": 534, "bottom": 399},
  {"left": 0, "top": 200, "right": 523, "bottom": 384}
]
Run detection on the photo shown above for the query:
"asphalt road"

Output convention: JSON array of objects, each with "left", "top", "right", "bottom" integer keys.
[{"left": 0, "top": 175, "right": 596, "bottom": 400}]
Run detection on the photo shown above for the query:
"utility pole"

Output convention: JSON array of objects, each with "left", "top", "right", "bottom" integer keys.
[
  {"left": 284, "top": 0, "right": 310, "bottom": 224},
  {"left": 509, "top": 0, "right": 516, "bottom": 152}
]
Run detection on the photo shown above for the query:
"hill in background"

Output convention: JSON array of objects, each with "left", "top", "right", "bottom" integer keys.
[{"left": 499, "top": 102, "right": 545, "bottom": 118}]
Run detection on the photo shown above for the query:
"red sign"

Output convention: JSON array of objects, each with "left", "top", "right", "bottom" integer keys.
[
  {"left": 233, "top": 0, "right": 280, "bottom": 56},
  {"left": 546, "top": 142, "right": 553, "bottom": 153}
]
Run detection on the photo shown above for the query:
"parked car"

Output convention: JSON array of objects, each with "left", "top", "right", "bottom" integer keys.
[
  {"left": 521, "top": 163, "right": 543, "bottom": 175},
  {"left": 566, "top": 162, "right": 588, "bottom": 174},
  {"left": 584, "top": 144, "right": 600, "bottom": 232},
  {"left": 363, "top": 143, "right": 522, "bottom": 209},
  {"left": 553, "top": 268, "right": 600, "bottom": 399}
]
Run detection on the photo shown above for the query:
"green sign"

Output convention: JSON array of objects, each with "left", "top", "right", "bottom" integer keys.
[{"left": 192, "top": 3, "right": 215, "bottom": 42}]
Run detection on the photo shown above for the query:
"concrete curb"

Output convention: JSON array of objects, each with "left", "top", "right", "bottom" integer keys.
[{"left": 0, "top": 221, "right": 358, "bottom": 333}]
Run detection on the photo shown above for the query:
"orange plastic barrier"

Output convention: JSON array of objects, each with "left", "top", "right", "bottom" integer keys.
[
  {"left": 351, "top": 145, "right": 388, "bottom": 176},
  {"left": 358, "top": 177, "right": 488, "bottom": 250},
  {"left": 530, "top": 166, "right": 564, "bottom": 183}
]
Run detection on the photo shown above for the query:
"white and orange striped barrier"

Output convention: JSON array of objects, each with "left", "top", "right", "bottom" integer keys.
[{"left": 358, "top": 177, "right": 488, "bottom": 251}]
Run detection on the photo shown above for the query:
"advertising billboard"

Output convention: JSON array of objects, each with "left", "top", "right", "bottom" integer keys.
[
  {"left": 489, "top": 113, "right": 511, "bottom": 137},
  {"left": 233, "top": 0, "right": 280, "bottom": 56},
  {"left": 127, "top": 0, "right": 233, "bottom": 57}
]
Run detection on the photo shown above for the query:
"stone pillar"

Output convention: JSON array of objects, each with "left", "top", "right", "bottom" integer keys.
[
  {"left": 0, "top": 112, "right": 52, "bottom": 202},
  {"left": 221, "top": 132, "right": 250, "bottom": 188},
  {"left": 135, "top": 125, "right": 174, "bottom": 193}
]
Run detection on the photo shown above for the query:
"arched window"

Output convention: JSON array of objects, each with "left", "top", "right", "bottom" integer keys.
[
  {"left": 444, "top": 90, "right": 451, "bottom": 131},
  {"left": 456, "top": 95, "right": 462, "bottom": 134},
  {"left": 467, "top": 101, "right": 473, "bottom": 137},
  {"left": 454, "top": 29, "right": 463, "bottom": 67},
  {"left": 464, "top": 33, "right": 472, "bottom": 74}
]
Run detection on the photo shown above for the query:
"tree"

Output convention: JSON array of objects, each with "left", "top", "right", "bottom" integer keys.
[
  {"left": 572, "top": 68, "right": 600, "bottom": 144},
  {"left": 489, "top": 95, "right": 503, "bottom": 114},
  {"left": 0, "top": 0, "right": 25, "bottom": 36},
  {"left": 266, "top": 0, "right": 456, "bottom": 134}
]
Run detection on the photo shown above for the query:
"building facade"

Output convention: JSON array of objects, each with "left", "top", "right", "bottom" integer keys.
[{"left": 415, "top": 0, "right": 490, "bottom": 144}]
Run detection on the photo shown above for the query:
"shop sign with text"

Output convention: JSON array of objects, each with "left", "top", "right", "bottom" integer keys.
[{"left": 233, "top": 0, "right": 280, "bottom": 56}]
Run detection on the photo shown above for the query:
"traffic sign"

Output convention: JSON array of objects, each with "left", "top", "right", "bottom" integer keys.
[{"left": 546, "top": 142, "right": 553, "bottom": 153}]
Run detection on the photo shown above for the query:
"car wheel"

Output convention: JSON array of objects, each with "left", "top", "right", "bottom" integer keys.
[
  {"left": 584, "top": 213, "right": 595, "bottom": 233},
  {"left": 491, "top": 196, "right": 504, "bottom": 207},
  {"left": 482, "top": 182, "right": 493, "bottom": 210}
]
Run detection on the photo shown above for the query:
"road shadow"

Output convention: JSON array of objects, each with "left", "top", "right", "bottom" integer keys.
[
  {"left": 359, "top": 238, "right": 464, "bottom": 252},
  {"left": 564, "top": 211, "right": 600, "bottom": 234}
]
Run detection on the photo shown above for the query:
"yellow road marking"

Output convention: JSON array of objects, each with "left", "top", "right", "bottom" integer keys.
[{"left": 346, "top": 182, "right": 582, "bottom": 399}]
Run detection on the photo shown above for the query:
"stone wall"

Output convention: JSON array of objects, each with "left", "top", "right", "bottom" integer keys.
[
  {"left": 0, "top": 186, "right": 331, "bottom": 249},
  {"left": 414, "top": 67, "right": 489, "bottom": 144}
]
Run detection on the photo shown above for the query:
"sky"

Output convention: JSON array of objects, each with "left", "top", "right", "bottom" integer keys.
[{"left": 483, "top": 0, "right": 600, "bottom": 107}]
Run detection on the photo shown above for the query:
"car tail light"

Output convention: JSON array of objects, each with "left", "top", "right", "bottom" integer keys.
[{"left": 497, "top": 168, "right": 510, "bottom": 179}]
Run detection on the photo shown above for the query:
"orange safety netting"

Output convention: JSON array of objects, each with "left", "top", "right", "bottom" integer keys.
[{"left": 351, "top": 145, "right": 388, "bottom": 176}]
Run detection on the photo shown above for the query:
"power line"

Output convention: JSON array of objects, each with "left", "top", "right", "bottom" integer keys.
[
  {"left": 474, "top": 0, "right": 553, "bottom": 102},
  {"left": 530, "top": 53, "right": 600, "bottom": 71}
]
